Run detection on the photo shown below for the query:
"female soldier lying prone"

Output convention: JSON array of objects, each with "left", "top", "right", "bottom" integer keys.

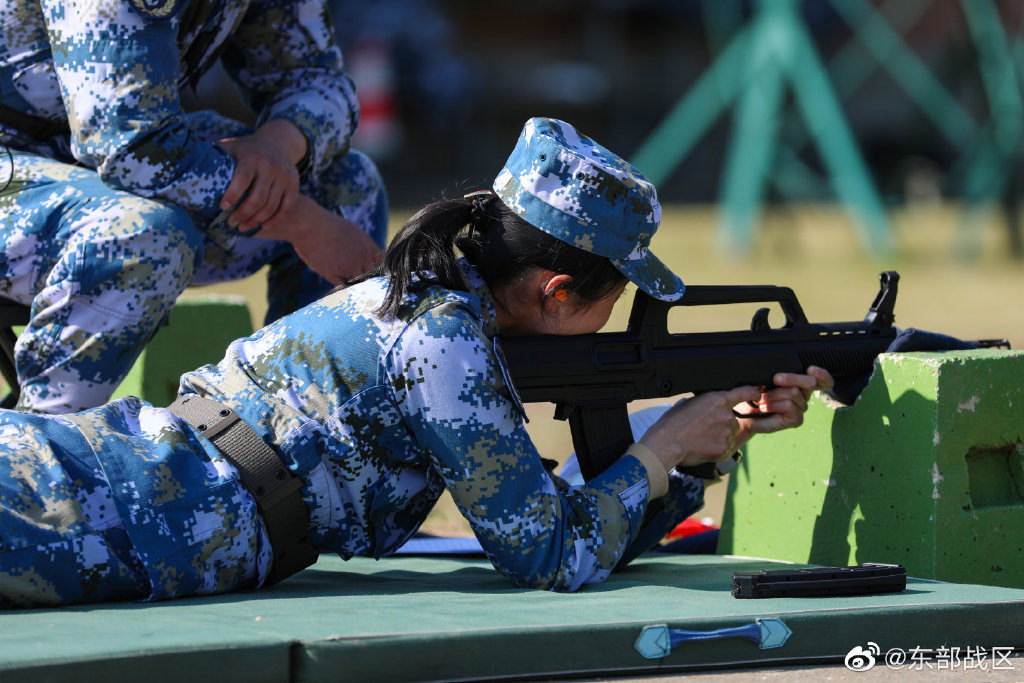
[{"left": 0, "top": 117, "right": 831, "bottom": 608}]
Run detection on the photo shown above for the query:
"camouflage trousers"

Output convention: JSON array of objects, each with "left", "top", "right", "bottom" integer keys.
[
  {"left": 0, "top": 111, "right": 387, "bottom": 414},
  {"left": 0, "top": 410, "right": 150, "bottom": 608},
  {"left": 0, "top": 401, "right": 266, "bottom": 609}
]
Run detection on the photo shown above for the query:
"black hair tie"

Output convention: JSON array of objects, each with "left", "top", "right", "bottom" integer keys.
[{"left": 464, "top": 190, "right": 492, "bottom": 230}]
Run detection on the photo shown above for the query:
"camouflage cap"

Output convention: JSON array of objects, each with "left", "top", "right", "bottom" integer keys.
[{"left": 493, "top": 117, "right": 685, "bottom": 301}]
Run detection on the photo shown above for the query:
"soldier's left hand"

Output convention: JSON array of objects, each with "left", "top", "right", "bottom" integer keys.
[
  {"left": 258, "top": 195, "right": 382, "bottom": 284},
  {"left": 733, "top": 366, "right": 834, "bottom": 437}
]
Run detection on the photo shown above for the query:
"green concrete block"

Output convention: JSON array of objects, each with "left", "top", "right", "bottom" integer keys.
[
  {"left": 719, "top": 349, "right": 1024, "bottom": 588},
  {"left": 111, "top": 295, "right": 253, "bottom": 407}
]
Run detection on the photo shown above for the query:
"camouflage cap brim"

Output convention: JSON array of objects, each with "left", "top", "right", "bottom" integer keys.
[{"left": 613, "top": 250, "right": 685, "bottom": 302}]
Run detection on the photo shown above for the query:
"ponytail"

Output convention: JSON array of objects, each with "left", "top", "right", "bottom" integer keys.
[
  {"left": 353, "top": 199, "right": 472, "bottom": 318},
  {"left": 351, "top": 192, "right": 626, "bottom": 319}
]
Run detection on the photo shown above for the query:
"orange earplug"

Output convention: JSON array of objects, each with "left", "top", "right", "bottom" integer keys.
[{"left": 553, "top": 289, "right": 568, "bottom": 302}]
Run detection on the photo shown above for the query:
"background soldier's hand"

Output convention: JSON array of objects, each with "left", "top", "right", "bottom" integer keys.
[
  {"left": 218, "top": 119, "right": 306, "bottom": 231},
  {"left": 259, "top": 195, "right": 383, "bottom": 284}
]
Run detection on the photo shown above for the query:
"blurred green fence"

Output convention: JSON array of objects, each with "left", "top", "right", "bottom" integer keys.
[{"left": 632, "top": 0, "right": 1024, "bottom": 261}]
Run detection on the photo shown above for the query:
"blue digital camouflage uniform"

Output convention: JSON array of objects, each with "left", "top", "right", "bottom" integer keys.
[
  {"left": 0, "top": 0, "right": 387, "bottom": 414},
  {"left": 0, "top": 260, "right": 705, "bottom": 608}
]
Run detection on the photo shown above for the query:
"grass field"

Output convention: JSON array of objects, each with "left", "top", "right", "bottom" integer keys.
[{"left": 196, "top": 202, "right": 1024, "bottom": 537}]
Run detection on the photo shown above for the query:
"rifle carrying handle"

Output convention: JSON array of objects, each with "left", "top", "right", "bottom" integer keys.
[{"left": 629, "top": 285, "right": 811, "bottom": 339}]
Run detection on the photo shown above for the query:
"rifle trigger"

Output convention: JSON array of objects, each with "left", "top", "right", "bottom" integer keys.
[{"left": 734, "top": 404, "right": 775, "bottom": 419}]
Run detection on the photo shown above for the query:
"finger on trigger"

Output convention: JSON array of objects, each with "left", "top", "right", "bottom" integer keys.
[{"left": 726, "top": 385, "right": 761, "bottom": 406}]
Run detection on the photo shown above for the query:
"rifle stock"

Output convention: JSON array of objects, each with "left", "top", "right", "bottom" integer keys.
[{"left": 497, "top": 271, "right": 901, "bottom": 481}]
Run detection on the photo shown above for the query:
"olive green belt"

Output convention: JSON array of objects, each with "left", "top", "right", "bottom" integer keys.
[{"left": 168, "top": 395, "right": 317, "bottom": 585}]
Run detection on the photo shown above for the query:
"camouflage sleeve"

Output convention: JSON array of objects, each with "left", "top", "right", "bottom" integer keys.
[
  {"left": 221, "top": 0, "right": 358, "bottom": 179},
  {"left": 388, "top": 302, "right": 658, "bottom": 592},
  {"left": 40, "top": 0, "right": 234, "bottom": 220},
  {"left": 616, "top": 470, "right": 707, "bottom": 567}
]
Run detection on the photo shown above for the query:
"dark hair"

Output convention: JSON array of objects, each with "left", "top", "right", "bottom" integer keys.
[{"left": 355, "top": 192, "right": 627, "bottom": 319}]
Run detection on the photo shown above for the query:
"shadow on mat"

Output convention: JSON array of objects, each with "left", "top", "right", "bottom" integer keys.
[{"left": 266, "top": 565, "right": 520, "bottom": 597}]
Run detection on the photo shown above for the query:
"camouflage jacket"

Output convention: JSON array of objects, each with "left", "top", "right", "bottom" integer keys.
[
  {"left": 57, "top": 262, "right": 704, "bottom": 596},
  {"left": 0, "top": 0, "right": 357, "bottom": 222}
]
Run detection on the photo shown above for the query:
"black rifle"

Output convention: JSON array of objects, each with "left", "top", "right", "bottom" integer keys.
[{"left": 496, "top": 271, "right": 905, "bottom": 481}]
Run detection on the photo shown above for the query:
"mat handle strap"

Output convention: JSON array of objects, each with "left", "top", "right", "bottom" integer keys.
[{"left": 634, "top": 618, "right": 791, "bottom": 659}]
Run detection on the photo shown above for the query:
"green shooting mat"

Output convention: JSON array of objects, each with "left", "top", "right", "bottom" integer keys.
[{"left": 2, "top": 554, "right": 1022, "bottom": 682}]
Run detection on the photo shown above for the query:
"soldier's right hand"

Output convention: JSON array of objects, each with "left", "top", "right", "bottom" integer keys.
[
  {"left": 639, "top": 386, "right": 762, "bottom": 472},
  {"left": 218, "top": 119, "right": 306, "bottom": 232}
]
